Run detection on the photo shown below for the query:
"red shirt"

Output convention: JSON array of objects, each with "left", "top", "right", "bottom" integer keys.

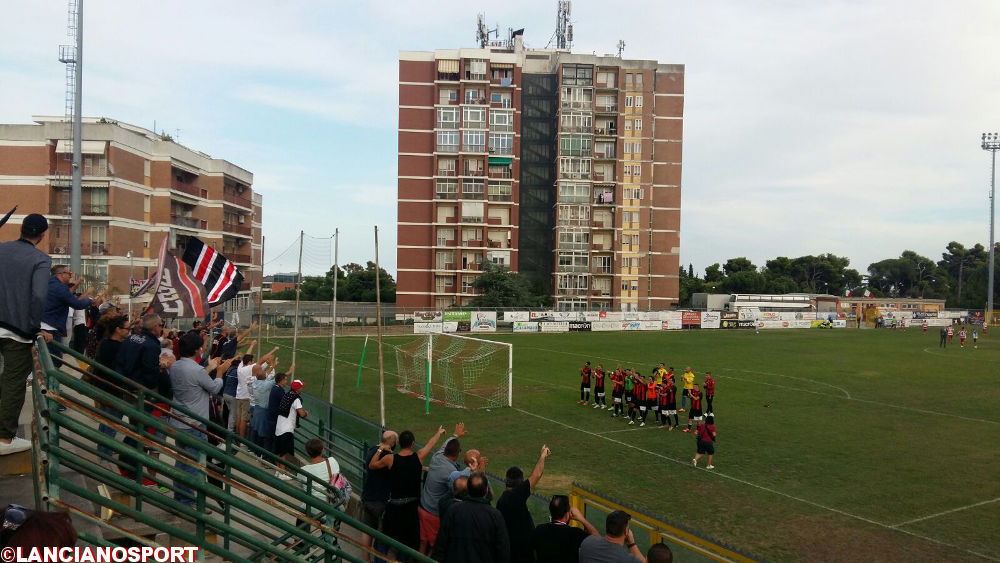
[
  {"left": 704, "top": 378, "right": 715, "bottom": 396},
  {"left": 612, "top": 375, "right": 624, "bottom": 393},
  {"left": 594, "top": 368, "right": 605, "bottom": 388},
  {"left": 580, "top": 366, "right": 591, "bottom": 385},
  {"left": 634, "top": 380, "right": 647, "bottom": 401},
  {"left": 697, "top": 423, "right": 716, "bottom": 442},
  {"left": 690, "top": 389, "right": 702, "bottom": 410}
]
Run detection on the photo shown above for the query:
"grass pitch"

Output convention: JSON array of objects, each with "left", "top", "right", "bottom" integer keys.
[{"left": 264, "top": 328, "right": 1000, "bottom": 561}]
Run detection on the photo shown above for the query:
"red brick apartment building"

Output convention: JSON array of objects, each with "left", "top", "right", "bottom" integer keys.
[
  {"left": 397, "top": 42, "right": 683, "bottom": 311},
  {"left": 0, "top": 117, "right": 263, "bottom": 309}
]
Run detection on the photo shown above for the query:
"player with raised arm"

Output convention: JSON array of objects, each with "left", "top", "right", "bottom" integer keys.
[
  {"left": 593, "top": 364, "right": 606, "bottom": 409},
  {"left": 578, "top": 361, "right": 592, "bottom": 405}
]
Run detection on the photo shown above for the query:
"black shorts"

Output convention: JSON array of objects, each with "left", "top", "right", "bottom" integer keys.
[
  {"left": 275, "top": 432, "right": 295, "bottom": 456},
  {"left": 624, "top": 394, "right": 634, "bottom": 404},
  {"left": 697, "top": 440, "right": 715, "bottom": 455},
  {"left": 580, "top": 382, "right": 591, "bottom": 390},
  {"left": 595, "top": 386, "right": 605, "bottom": 396},
  {"left": 688, "top": 408, "right": 703, "bottom": 420}
]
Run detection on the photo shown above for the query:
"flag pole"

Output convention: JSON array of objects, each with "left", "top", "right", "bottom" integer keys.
[
  {"left": 356, "top": 334, "right": 369, "bottom": 388},
  {"left": 328, "top": 228, "right": 338, "bottom": 404},
  {"left": 291, "top": 230, "right": 303, "bottom": 369},
  {"left": 375, "top": 226, "right": 386, "bottom": 429}
]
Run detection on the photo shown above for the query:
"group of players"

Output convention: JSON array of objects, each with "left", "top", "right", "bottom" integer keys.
[{"left": 577, "top": 362, "right": 715, "bottom": 432}]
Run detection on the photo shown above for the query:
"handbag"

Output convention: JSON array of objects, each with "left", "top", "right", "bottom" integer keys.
[{"left": 324, "top": 458, "right": 352, "bottom": 505}]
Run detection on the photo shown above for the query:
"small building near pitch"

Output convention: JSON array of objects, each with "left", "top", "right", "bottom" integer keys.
[{"left": 838, "top": 297, "right": 946, "bottom": 325}]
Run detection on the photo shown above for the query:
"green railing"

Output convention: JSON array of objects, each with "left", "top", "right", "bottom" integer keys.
[{"left": 31, "top": 338, "right": 434, "bottom": 563}]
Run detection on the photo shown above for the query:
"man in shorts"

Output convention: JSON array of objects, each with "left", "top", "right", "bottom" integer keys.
[
  {"left": 959, "top": 328, "right": 968, "bottom": 348},
  {"left": 658, "top": 379, "right": 678, "bottom": 430},
  {"left": 704, "top": 372, "right": 715, "bottom": 416},
  {"left": 684, "top": 384, "right": 704, "bottom": 433},
  {"left": 593, "top": 364, "right": 606, "bottom": 409},
  {"left": 632, "top": 373, "right": 647, "bottom": 426},
  {"left": 610, "top": 366, "right": 625, "bottom": 418},
  {"left": 623, "top": 370, "right": 636, "bottom": 424},
  {"left": 275, "top": 380, "right": 308, "bottom": 461},
  {"left": 578, "top": 362, "right": 592, "bottom": 405},
  {"left": 680, "top": 366, "right": 695, "bottom": 412},
  {"left": 644, "top": 376, "right": 657, "bottom": 427}
]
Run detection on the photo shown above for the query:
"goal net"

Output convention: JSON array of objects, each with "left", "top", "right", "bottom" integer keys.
[{"left": 394, "top": 333, "right": 512, "bottom": 409}]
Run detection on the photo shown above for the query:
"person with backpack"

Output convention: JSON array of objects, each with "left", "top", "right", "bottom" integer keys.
[{"left": 691, "top": 415, "right": 717, "bottom": 470}]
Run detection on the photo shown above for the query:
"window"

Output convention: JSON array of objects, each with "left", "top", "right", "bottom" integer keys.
[
  {"left": 437, "top": 131, "right": 459, "bottom": 152},
  {"left": 595, "top": 256, "right": 612, "bottom": 274},
  {"left": 90, "top": 225, "right": 106, "bottom": 255},
  {"left": 625, "top": 120, "right": 632, "bottom": 131},
  {"left": 438, "top": 158, "right": 457, "bottom": 176},
  {"left": 489, "top": 251, "right": 510, "bottom": 266},
  {"left": 462, "top": 228, "right": 483, "bottom": 241},
  {"left": 461, "top": 201, "right": 484, "bottom": 223},
  {"left": 437, "top": 107, "right": 459, "bottom": 129},
  {"left": 561, "top": 87, "right": 593, "bottom": 109},
  {"left": 437, "top": 229, "right": 455, "bottom": 246},
  {"left": 436, "top": 251, "right": 455, "bottom": 269},
  {"left": 558, "top": 274, "right": 589, "bottom": 290},
  {"left": 558, "top": 183, "right": 589, "bottom": 203},
  {"left": 463, "top": 107, "right": 486, "bottom": 129},
  {"left": 634, "top": 118, "right": 642, "bottom": 131},
  {"left": 463, "top": 131, "right": 486, "bottom": 152},
  {"left": 557, "top": 204, "right": 591, "bottom": 225},
  {"left": 623, "top": 257, "right": 641, "bottom": 268},
  {"left": 635, "top": 96, "right": 643, "bottom": 107},
  {"left": 462, "top": 276, "right": 476, "bottom": 293},
  {"left": 490, "top": 92, "right": 512, "bottom": 108},
  {"left": 89, "top": 187, "right": 108, "bottom": 215},
  {"left": 596, "top": 71, "right": 616, "bottom": 88},
  {"left": 561, "top": 64, "right": 594, "bottom": 86},
  {"left": 464, "top": 158, "right": 484, "bottom": 176},
  {"left": 594, "top": 141, "right": 615, "bottom": 159},
  {"left": 440, "top": 89, "right": 457, "bottom": 104},
  {"left": 83, "top": 154, "right": 107, "bottom": 176},
  {"left": 488, "top": 182, "right": 512, "bottom": 201},
  {"left": 490, "top": 110, "right": 514, "bottom": 131},
  {"left": 625, "top": 188, "right": 643, "bottom": 200},
  {"left": 559, "top": 157, "right": 592, "bottom": 179},
  {"left": 560, "top": 112, "right": 593, "bottom": 132},
  {"left": 560, "top": 134, "right": 592, "bottom": 156},
  {"left": 625, "top": 95, "right": 633, "bottom": 107},
  {"left": 489, "top": 133, "right": 514, "bottom": 155},
  {"left": 557, "top": 252, "right": 590, "bottom": 269},
  {"left": 558, "top": 229, "right": 590, "bottom": 250},
  {"left": 625, "top": 74, "right": 633, "bottom": 88},
  {"left": 634, "top": 73, "right": 643, "bottom": 87},
  {"left": 464, "top": 89, "right": 482, "bottom": 104},
  {"left": 436, "top": 179, "right": 458, "bottom": 199},
  {"left": 466, "top": 59, "right": 487, "bottom": 80},
  {"left": 632, "top": 141, "right": 641, "bottom": 156},
  {"left": 462, "top": 179, "right": 485, "bottom": 198}
]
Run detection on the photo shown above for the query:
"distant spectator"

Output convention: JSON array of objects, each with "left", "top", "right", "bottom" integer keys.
[
  {"left": 299, "top": 438, "right": 347, "bottom": 509},
  {"left": 275, "top": 379, "right": 308, "bottom": 463},
  {"left": 432, "top": 472, "right": 510, "bottom": 563},
  {"left": 70, "top": 299, "right": 88, "bottom": 354},
  {"left": 646, "top": 543, "right": 673, "bottom": 563},
  {"left": 530, "top": 494, "right": 599, "bottom": 562},
  {"left": 360, "top": 430, "right": 397, "bottom": 562},
  {"left": 0, "top": 213, "right": 51, "bottom": 455},
  {"left": 496, "top": 444, "right": 551, "bottom": 563},
  {"left": 419, "top": 422, "right": 467, "bottom": 554},
  {"left": 41, "top": 264, "right": 99, "bottom": 358},
  {"left": 251, "top": 358, "right": 287, "bottom": 453},
  {"left": 0, "top": 504, "right": 76, "bottom": 548},
  {"left": 370, "top": 426, "right": 447, "bottom": 555},
  {"left": 91, "top": 315, "right": 132, "bottom": 457},
  {"left": 578, "top": 510, "right": 645, "bottom": 563},
  {"left": 267, "top": 371, "right": 289, "bottom": 477},
  {"left": 438, "top": 475, "right": 468, "bottom": 520}
]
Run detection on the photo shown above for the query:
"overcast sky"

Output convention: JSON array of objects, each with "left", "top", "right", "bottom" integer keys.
[{"left": 3, "top": 1, "right": 999, "bottom": 278}]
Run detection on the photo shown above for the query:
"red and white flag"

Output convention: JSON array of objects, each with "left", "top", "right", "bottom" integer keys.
[{"left": 181, "top": 237, "right": 244, "bottom": 306}]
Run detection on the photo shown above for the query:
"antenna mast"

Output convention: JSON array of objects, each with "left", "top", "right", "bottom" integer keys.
[
  {"left": 476, "top": 14, "right": 499, "bottom": 48},
  {"left": 617, "top": 39, "right": 626, "bottom": 58},
  {"left": 555, "top": 1, "right": 573, "bottom": 50}
]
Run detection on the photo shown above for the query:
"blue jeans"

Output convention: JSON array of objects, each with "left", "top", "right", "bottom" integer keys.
[
  {"left": 174, "top": 427, "right": 207, "bottom": 506},
  {"left": 97, "top": 403, "right": 124, "bottom": 457}
]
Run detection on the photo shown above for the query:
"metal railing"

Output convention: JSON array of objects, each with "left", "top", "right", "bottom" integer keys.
[{"left": 30, "top": 338, "right": 433, "bottom": 563}]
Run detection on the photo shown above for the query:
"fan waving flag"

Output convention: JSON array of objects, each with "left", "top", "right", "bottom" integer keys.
[{"left": 181, "top": 237, "right": 244, "bottom": 306}]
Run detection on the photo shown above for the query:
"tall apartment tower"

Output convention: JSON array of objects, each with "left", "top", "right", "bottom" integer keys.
[
  {"left": 398, "top": 42, "right": 683, "bottom": 312},
  {"left": 0, "top": 117, "right": 263, "bottom": 311}
]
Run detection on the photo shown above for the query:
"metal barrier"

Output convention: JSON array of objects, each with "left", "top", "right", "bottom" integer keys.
[
  {"left": 569, "top": 482, "right": 757, "bottom": 562},
  {"left": 30, "top": 338, "right": 434, "bottom": 563}
]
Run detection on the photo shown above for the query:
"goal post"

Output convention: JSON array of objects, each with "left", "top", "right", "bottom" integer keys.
[{"left": 394, "top": 333, "right": 513, "bottom": 410}]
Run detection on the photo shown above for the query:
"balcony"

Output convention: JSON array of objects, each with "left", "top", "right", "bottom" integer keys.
[
  {"left": 561, "top": 100, "right": 593, "bottom": 111},
  {"left": 223, "top": 191, "right": 253, "bottom": 209},
  {"left": 593, "top": 149, "right": 616, "bottom": 160},
  {"left": 488, "top": 168, "right": 513, "bottom": 179},
  {"left": 171, "top": 215, "right": 202, "bottom": 230},
  {"left": 594, "top": 193, "right": 615, "bottom": 205},
  {"left": 592, "top": 242, "right": 612, "bottom": 251},
  {"left": 463, "top": 263, "right": 482, "bottom": 271},
  {"left": 557, "top": 287, "right": 589, "bottom": 296},
  {"left": 437, "top": 145, "right": 459, "bottom": 153},
  {"left": 490, "top": 76, "right": 515, "bottom": 87},
  {"left": 463, "top": 97, "right": 488, "bottom": 105},
  {"left": 488, "top": 193, "right": 512, "bottom": 202},
  {"left": 592, "top": 266, "right": 614, "bottom": 275},
  {"left": 487, "top": 240, "right": 507, "bottom": 248},
  {"left": 460, "top": 216, "right": 484, "bottom": 223},
  {"left": 595, "top": 104, "right": 619, "bottom": 114},
  {"left": 461, "top": 192, "right": 485, "bottom": 201},
  {"left": 437, "top": 169, "right": 457, "bottom": 176},
  {"left": 591, "top": 218, "right": 612, "bottom": 229},
  {"left": 436, "top": 191, "right": 458, "bottom": 200},
  {"left": 225, "top": 223, "right": 252, "bottom": 237},
  {"left": 443, "top": 262, "right": 456, "bottom": 270},
  {"left": 591, "top": 289, "right": 612, "bottom": 297},
  {"left": 171, "top": 179, "right": 201, "bottom": 198},
  {"left": 556, "top": 264, "right": 590, "bottom": 273},
  {"left": 486, "top": 217, "right": 504, "bottom": 226},
  {"left": 462, "top": 169, "right": 486, "bottom": 177},
  {"left": 90, "top": 242, "right": 107, "bottom": 256},
  {"left": 559, "top": 171, "right": 591, "bottom": 180},
  {"left": 490, "top": 98, "right": 514, "bottom": 109},
  {"left": 445, "top": 216, "right": 458, "bottom": 223},
  {"left": 48, "top": 203, "right": 109, "bottom": 216},
  {"left": 594, "top": 127, "right": 618, "bottom": 137},
  {"left": 463, "top": 239, "right": 484, "bottom": 247},
  {"left": 593, "top": 172, "right": 615, "bottom": 183}
]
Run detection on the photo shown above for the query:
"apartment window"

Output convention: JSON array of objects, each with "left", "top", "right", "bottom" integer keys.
[
  {"left": 623, "top": 257, "right": 641, "bottom": 268},
  {"left": 625, "top": 120, "right": 632, "bottom": 131},
  {"left": 437, "top": 131, "right": 459, "bottom": 152},
  {"left": 557, "top": 204, "right": 591, "bottom": 225},
  {"left": 634, "top": 118, "right": 642, "bottom": 131},
  {"left": 625, "top": 188, "right": 643, "bottom": 200},
  {"left": 436, "top": 251, "right": 455, "bottom": 269},
  {"left": 561, "top": 87, "right": 593, "bottom": 108},
  {"left": 558, "top": 183, "right": 589, "bottom": 203},
  {"left": 489, "top": 251, "right": 510, "bottom": 266},
  {"left": 464, "top": 89, "right": 482, "bottom": 104},
  {"left": 560, "top": 112, "right": 593, "bottom": 131},
  {"left": 440, "top": 89, "right": 457, "bottom": 104},
  {"left": 635, "top": 95, "right": 643, "bottom": 107},
  {"left": 437, "top": 228, "right": 455, "bottom": 246},
  {"left": 464, "top": 158, "right": 484, "bottom": 176},
  {"left": 90, "top": 225, "right": 106, "bottom": 255},
  {"left": 558, "top": 229, "right": 590, "bottom": 249},
  {"left": 463, "top": 131, "right": 486, "bottom": 152},
  {"left": 558, "top": 274, "right": 589, "bottom": 290},
  {"left": 462, "top": 228, "right": 483, "bottom": 241},
  {"left": 489, "top": 133, "right": 514, "bottom": 155},
  {"left": 462, "top": 179, "right": 485, "bottom": 198},
  {"left": 461, "top": 201, "right": 484, "bottom": 223},
  {"left": 596, "top": 71, "right": 616, "bottom": 88},
  {"left": 559, "top": 157, "right": 592, "bottom": 179},
  {"left": 490, "top": 92, "right": 513, "bottom": 107},
  {"left": 595, "top": 256, "right": 612, "bottom": 274},
  {"left": 560, "top": 134, "right": 592, "bottom": 157},
  {"left": 89, "top": 187, "right": 108, "bottom": 215},
  {"left": 437, "top": 107, "right": 459, "bottom": 129},
  {"left": 625, "top": 74, "right": 633, "bottom": 88},
  {"left": 466, "top": 59, "right": 487, "bottom": 80},
  {"left": 436, "top": 179, "right": 458, "bottom": 199},
  {"left": 488, "top": 182, "right": 512, "bottom": 201},
  {"left": 561, "top": 64, "right": 594, "bottom": 86},
  {"left": 83, "top": 154, "right": 107, "bottom": 176},
  {"left": 490, "top": 110, "right": 514, "bottom": 131},
  {"left": 632, "top": 141, "right": 641, "bottom": 156},
  {"left": 463, "top": 107, "right": 486, "bottom": 129},
  {"left": 625, "top": 95, "right": 633, "bottom": 107},
  {"left": 594, "top": 141, "right": 615, "bottom": 159},
  {"left": 634, "top": 73, "right": 643, "bottom": 87},
  {"left": 438, "top": 158, "right": 457, "bottom": 176},
  {"left": 557, "top": 252, "right": 590, "bottom": 268}
]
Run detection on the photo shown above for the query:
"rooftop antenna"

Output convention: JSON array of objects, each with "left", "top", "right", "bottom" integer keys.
[
  {"left": 617, "top": 39, "right": 626, "bottom": 58},
  {"left": 476, "top": 14, "right": 498, "bottom": 48},
  {"left": 546, "top": 1, "right": 574, "bottom": 50}
]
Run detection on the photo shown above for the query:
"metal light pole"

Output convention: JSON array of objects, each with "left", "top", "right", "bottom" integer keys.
[{"left": 982, "top": 132, "right": 1000, "bottom": 325}]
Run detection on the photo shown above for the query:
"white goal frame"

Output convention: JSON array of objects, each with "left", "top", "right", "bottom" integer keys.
[{"left": 426, "top": 333, "right": 513, "bottom": 408}]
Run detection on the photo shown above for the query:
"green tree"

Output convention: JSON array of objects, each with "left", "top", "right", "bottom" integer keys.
[
  {"left": 704, "top": 263, "right": 723, "bottom": 283},
  {"left": 723, "top": 257, "right": 755, "bottom": 276},
  {"left": 337, "top": 261, "right": 396, "bottom": 302},
  {"left": 678, "top": 265, "right": 704, "bottom": 306},
  {"left": 467, "top": 263, "right": 553, "bottom": 308}
]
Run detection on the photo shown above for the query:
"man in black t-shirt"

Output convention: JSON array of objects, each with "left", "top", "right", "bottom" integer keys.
[
  {"left": 361, "top": 430, "right": 397, "bottom": 562},
  {"left": 530, "top": 494, "right": 599, "bottom": 562},
  {"left": 496, "top": 444, "right": 551, "bottom": 562}
]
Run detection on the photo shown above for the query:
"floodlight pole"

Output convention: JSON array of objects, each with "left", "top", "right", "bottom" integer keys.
[{"left": 983, "top": 133, "right": 1000, "bottom": 325}]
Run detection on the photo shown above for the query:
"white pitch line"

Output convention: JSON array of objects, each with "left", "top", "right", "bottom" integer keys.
[
  {"left": 511, "top": 405, "right": 991, "bottom": 560},
  {"left": 891, "top": 497, "right": 1000, "bottom": 528},
  {"left": 922, "top": 347, "right": 1000, "bottom": 362}
]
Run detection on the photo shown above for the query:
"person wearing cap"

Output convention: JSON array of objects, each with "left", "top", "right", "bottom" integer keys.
[
  {"left": 0, "top": 213, "right": 52, "bottom": 455},
  {"left": 275, "top": 379, "right": 308, "bottom": 462}
]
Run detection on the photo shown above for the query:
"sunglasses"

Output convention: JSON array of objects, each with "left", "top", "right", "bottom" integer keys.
[{"left": 2, "top": 503, "right": 28, "bottom": 532}]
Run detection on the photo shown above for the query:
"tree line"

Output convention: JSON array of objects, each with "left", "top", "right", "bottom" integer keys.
[
  {"left": 264, "top": 261, "right": 396, "bottom": 302},
  {"left": 680, "top": 241, "right": 994, "bottom": 309}
]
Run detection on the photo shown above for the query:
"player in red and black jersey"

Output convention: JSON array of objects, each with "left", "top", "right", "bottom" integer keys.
[
  {"left": 643, "top": 378, "right": 657, "bottom": 427},
  {"left": 658, "top": 380, "right": 678, "bottom": 430},
  {"left": 578, "top": 361, "right": 592, "bottom": 405},
  {"left": 592, "top": 364, "right": 607, "bottom": 409},
  {"left": 631, "top": 374, "right": 647, "bottom": 426},
  {"left": 610, "top": 366, "right": 625, "bottom": 418},
  {"left": 685, "top": 384, "right": 704, "bottom": 433},
  {"left": 704, "top": 372, "right": 715, "bottom": 416}
]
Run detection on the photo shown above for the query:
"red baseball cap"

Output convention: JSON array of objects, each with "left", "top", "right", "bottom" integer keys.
[{"left": 290, "top": 380, "right": 305, "bottom": 391}]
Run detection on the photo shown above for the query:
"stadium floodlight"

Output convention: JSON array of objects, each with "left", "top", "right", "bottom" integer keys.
[{"left": 982, "top": 132, "right": 1000, "bottom": 325}]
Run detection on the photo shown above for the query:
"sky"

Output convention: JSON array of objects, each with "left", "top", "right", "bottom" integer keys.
[{"left": 2, "top": 1, "right": 999, "bottom": 279}]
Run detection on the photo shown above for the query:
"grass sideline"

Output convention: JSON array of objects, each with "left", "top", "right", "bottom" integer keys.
[{"left": 262, "top": 328, "right": 1000, "bottom": 561}]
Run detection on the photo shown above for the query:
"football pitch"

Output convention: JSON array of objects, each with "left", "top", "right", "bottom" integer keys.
[{"left": 262, "top": 328, "right": 1000, "bottom": 561}]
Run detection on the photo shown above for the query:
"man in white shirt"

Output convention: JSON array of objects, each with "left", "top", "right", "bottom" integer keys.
[
  {"left": 233, "top": 342, "right": 277, "bottom": 438},
  {"left": 275, "top": 379, "right": 308, "bottom": 462}
]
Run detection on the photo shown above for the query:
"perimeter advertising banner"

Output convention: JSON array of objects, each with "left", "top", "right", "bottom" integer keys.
[
  {"left": 443, "top": 311, "right": 471, "bottom": 322},
  {"left": 700, "top": 312, "right": 721, "bottom": 329},
  {"left": 621, "top": 320, "right": 642, "bottom": 331},
  {"left": 681, "top": 311, "right": 701, "bottom": 328},
  {"left": 720, "top": 311, "right": 739, "bottom": 320},
  {"left": 591, "top": 321, "right": 620, "bottom": 331},
  {"left": 513, "top": 321, "right": 539, "bottom": 333},
  {"left": 569, "top": 321, "right": 591, "bottom": 332},
  {"left": 721, "top": 319, "right": 756, "bottom": 329},
  {"left": 470, "top": 311, "right": 498, "bottom": 332},
  {"left": 414, "top": 322, "right": 444, "bottom": 334},
  {"left": 504, "top": 311, "right": 530, "bottom": 322},
  {"left": 413, "top": 311, "right": 444, "bottom": 322},
  {"left": 540, "top": 321, "right": 570, "bottom": 332}
]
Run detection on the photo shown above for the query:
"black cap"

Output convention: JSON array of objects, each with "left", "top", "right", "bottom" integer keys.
[{"left": 21, "top": 214, "right": 48, "bottom": 237}]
